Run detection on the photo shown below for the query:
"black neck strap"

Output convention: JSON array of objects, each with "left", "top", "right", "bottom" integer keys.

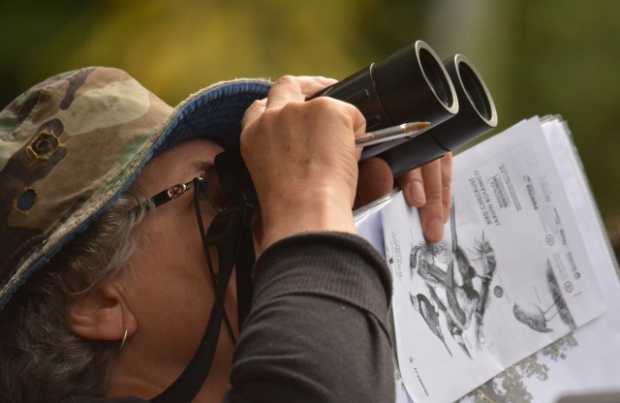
[
  {"left": 235, "top": 223, "right": 254, "bottom": 328},
  {"left": 151, "top": 150, "right": 256, "bottom": 403},
  {"left": 214, "top": 149, "right": 257, "bottom": 329}
]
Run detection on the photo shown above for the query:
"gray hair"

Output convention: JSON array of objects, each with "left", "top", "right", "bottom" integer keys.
[{"left": 0, "top": 194, "right": 151, "bottom": 403}]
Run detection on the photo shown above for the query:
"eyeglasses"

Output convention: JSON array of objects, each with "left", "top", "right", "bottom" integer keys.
[
  {"left": 145, "top": 169, "right": 231, "bottom": 215},
  {"left": 147, "top": 176, "right": 209, "bottom": 209}
]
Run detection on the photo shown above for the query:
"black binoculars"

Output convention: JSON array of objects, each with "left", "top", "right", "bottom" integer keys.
[
  {"left": 215, "top": 39, "right": 498, "bottom": 205},
  {"left": 309, "top": 39, "right": 498, "bottom": 176}
]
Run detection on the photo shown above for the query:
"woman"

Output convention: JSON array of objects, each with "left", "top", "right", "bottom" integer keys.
[{"left": 0, "top": 68, "right": 452, "bottom": 402}]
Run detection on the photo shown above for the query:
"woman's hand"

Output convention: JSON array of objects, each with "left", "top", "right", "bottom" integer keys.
[
  {"left": 356, "top": 154, "right": 452, "bottom": 243},
  {"left": 241, "top": 75, "right": 454, "bottom": 253},
  {"left": 241, "top": 76, "right": 364, "bottom": 254}
]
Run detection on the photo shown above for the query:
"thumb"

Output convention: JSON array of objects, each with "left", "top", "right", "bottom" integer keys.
[{"left": 355, "top": 157, "right": 394, "bottom": 209}]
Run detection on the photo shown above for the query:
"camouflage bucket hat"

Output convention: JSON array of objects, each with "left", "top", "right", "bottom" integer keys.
[{"left": 0, "top": 66, "right": 270, "bottom": 310}]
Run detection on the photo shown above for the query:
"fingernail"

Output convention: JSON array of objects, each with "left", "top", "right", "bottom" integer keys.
[
  {"left": 407, "top": 181, "right": 426, "bottom": 206},
  {"left": 424, "top": 217, "right": 444, "bottom": 243}
]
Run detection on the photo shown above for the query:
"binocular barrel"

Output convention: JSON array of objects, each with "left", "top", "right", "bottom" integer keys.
[
  {"left": 215, "top": 40, "right": 498, "bottom": 209},
  {"left": 435, "top": 54, "right": 498, "bottom": 150},
  {"left": 310, "top": 40, "right": 459, "bottom": 131},
  {"left": 381, "top": 53, "right": 498, "bottom": 176},
  {"left": 311, "top": 40, "right": 498, "bottom": 177}
]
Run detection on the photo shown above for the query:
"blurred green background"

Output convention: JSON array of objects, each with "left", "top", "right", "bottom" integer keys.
[{"left": 1, "top": 0, "right": 619, "bottom": 236}]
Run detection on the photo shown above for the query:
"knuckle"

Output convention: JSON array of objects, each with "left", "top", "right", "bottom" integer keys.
[
  {"left": 410, "top": 169, "right": 424, "bottom": 180},
  {"left": 307, "top": 96, "right": 334, "bottom": 111},
  {"left": 279, "top": 101, "right": 305, "bottom": 121},
  {"left": 425, "top": 187, "right": 443, "bottom": 202},
  {"left": 248, "top": 99, "right": 264, "bottom": 110},
  {"left": 410, "top": 177, "right": 425, "bottom": 187},
  {"left": 343, "top": 101, "right": 359, "bottom": 114},
  {"left": 242, "top": 101, "right": 262, "bottom": 122},
  {"left": 274, "top": 75, "right": 297, "bottom": 86},
  {"left": 356, "top": 113, "right": 367, "bottom": 131},
  {"left": 305, "top": 98, "right": 340, "bottom": 122},
  {"left": 307, "top": 98, "right": 362, "bottom": 127},
  {"left": 399, "top": 168, "right": 421, "bottom": 182},
  {"left": 260, "top": 109, "right": 278, "bottom": 127},
  {"left": 280, "top": 100, "right": 303, "bottom": 113},
  {"left": 341, "top": 102, "right": 365, "bottom": 127}
]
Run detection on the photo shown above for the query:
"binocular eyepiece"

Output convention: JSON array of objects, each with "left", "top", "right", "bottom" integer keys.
[{"left": 310, "top": 40, "right": 498, "bottom": 176}]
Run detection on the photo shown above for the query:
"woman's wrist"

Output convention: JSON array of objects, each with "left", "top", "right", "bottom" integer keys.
[{"left": 258, "top": 190, "right": 356, "bottom": 253}]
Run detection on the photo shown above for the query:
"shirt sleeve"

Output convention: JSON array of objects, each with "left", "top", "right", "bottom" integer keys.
[{"left": 225, "top": 232, "right": 395, "bottom": 403}]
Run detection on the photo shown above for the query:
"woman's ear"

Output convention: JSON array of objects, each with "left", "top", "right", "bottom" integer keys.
[{"left": 67, "top": 280, "right": 137, "bottom": 343}]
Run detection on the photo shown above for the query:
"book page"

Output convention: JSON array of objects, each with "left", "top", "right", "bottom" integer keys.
[
  {"left": 460, "top": 117, "right": 620, "bottom": 403},
  {"left": 382, "top": 117, "right": 606, "bottom": 403}
]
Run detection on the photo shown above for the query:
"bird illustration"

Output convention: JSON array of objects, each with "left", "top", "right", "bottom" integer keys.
[
  {"left": 427, "top": 284, "right": 473, "bottom": 359},
  {"left": 410, "top": 292, "right": 453, "bottom": 356},
  {"left": 513, "top": 302, "right": 554, "bottom": 333}
]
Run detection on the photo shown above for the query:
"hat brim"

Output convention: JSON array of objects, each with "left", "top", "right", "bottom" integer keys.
[{"left": 153, "top": 79, "right": 271, "bottom": 156}]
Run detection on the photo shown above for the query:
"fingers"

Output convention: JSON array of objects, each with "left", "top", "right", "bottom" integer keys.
[
  {"left": 397, "top": 153, "right": 453, "bottom": 243},
  {"left": 398, "top": 168, "right": 426, "bottom": 207},
  {"left": 240, "top": 75, "right": 364, "bottom": 252},
  {"left": 304, "top": 96, "right": 366, "bottom": 143},
  {"left": 350, "top": 103, "right": 367, "bottom": 139},
  {"left": 242, "top": 98, "right": 266, "bottom": 129},
  {"left": 419, "top": 159, "right": 445, "bottom": 243},
  {"left": 297, "top": 76, "right": 337, "bottom": 95},
  {"left": 266, "top": 76, "right": 305, "bottom": 110},
  {"left": 441, "top": 152, "right": 453, "bottom": 223},
  {"left": 266, "top": 75, "right": 337, "bottom": 110},
  {"left": 243, "top": 75, "right": 338, "bottom": 130}
]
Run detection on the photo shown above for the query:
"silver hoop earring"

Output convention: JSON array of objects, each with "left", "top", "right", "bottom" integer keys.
[{"left": 119, "top": 328, "right": 129, "bottom": 351}]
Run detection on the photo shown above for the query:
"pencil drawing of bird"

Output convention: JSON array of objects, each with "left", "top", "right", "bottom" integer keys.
[
  {"left": 513, "top": 302, "right": 554, "bottom": 333},
  {"left": 427, "top": 284, "right": 473, "bottom": 359},
  {"left": 472, "top": 233, "right": 497, "bottom": 346},
  {"left": 446, "top": 314, "right": 472, "bottom": 359},
  {"left": 410, "top": 292, "right": 453, "bottom": 356}
]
